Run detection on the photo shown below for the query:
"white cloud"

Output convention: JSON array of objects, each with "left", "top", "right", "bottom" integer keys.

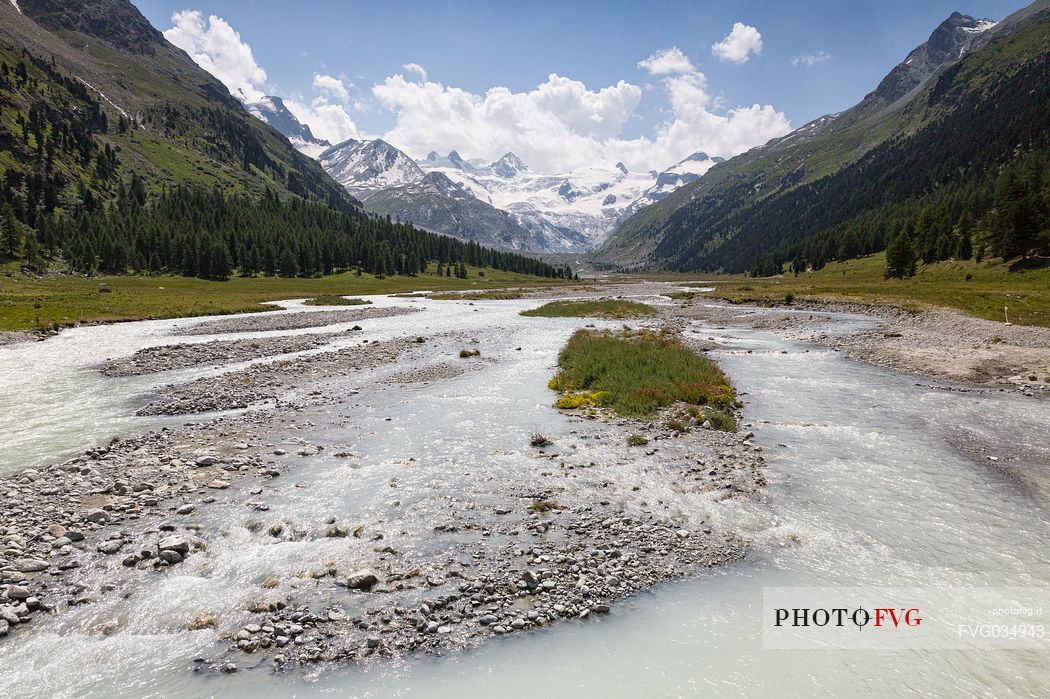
[
  {"left": 637, "top": 47, "right": 696, "bottom": 75},
  {"left": 312, "top": 74, "right": 350, "bottom": 103},
  {"left": 402, "top": 63, "right": 428, "bottom": 82},
  {"left": 162, "top": 11, "right": 790, "bottom": 173},
  {"left": 163, "top": 10, "right": 268, "bottom": 101},
  {"left": 791, "top": 51, "right": 832, "bottom": 66},
  {"left": 372, "top": 66, "right": 789, "bottom": 174},
  {"left": 284, "top": 95, "right": 363, "bottom": 144},
  {"left": 711, "top": 22, "right": 763, "bottom": 64}
]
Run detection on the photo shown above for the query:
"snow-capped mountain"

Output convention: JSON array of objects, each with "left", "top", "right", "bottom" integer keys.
[
  {"left": 244, "top": 95, "right": 330, "bottom": 158},
  {"left": 617, "top": 152, "right": 724, "bottom": 220},
  {"left": 318, "top": 138, "right": 424, "bottom": 198},
  {"left": 318, "top": 139, "right": 540, "bottom": 250},
  {"left": 246, "top": 94, "right": 718, "bottom": 252},
  {"left": 417, "top": 150, "right": 720, "bottom": 251}
]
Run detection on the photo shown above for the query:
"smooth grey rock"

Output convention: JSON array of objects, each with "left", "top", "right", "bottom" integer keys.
[
  {"left": 85, "top": 509, "right": 111, "bottom": 524},
  {"left": 5, "top": 583, "right": 29, "bottom": 600},
  {"left": 15, "top": 559, "right": 49, "bottom": 573},
  {"left": 159, "top": 550, "right": 184, "bottom": 564},
  {"left": 97, "top": 540, "right": 124, "bottom": 555},
  {"left": 347, "top": 570, "right": 379, "bottom": 590},
  {"left": 158, "top": 536, "right": 190, "bottom": 555}
]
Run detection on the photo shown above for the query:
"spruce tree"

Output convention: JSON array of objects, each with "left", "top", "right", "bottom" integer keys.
[
  {"left": 279, "top": 247, "right": 298, "bottom": 277},
  {"left": 885, "top": 232, "right": 917, "bottom": 279},
  {"left": 2, "top": 203, "right": 20, "bottom": 259}
]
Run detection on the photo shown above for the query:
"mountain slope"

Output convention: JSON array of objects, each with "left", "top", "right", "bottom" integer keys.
[
  {"left": 245, "top": 95, "right": 331, "bottom": 157},
  {"left": 0, "top": 0, "right": 357, "bottom": 211},
  {"left": 319, "top": 138, "right": 425, "bottom": 198},
  {"left": 360, "top": 171, "right": 546, "bottom": 251},
  {"left": 317, "top": 139, "right": 547, "bottom": 251},
  {"left": 598, "top": 3, "right": 1050, "bottom": 272},
  {"left": 0, "top": 0, "right": 567, "bottom": 285},
  {"left": 418, "top": 152, "right": 674, "bottom": 252}
]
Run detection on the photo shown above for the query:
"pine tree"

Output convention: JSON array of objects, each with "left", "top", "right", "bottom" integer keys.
[
  {"left": 22, "top": 233, "right": 43, "bottom": 272},
  {"left": 884, "top": 231, "right": 917, "bottom": 279},
  {"left": 2, "top": 203, "right": 20, "bottom": 259},
  {"left": 210, "top": 240, "right": 233, "bottom": 280},
  {"left": 279, "top": 247, "right": 298, "bottom": 277}
]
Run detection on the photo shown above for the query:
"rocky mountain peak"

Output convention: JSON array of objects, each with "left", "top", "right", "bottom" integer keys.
[
  {"left": 866, "top": 12, "right": 997, "bottom": 107},
  {"left": 492, "top": 152, "right": 528, "bottom": 178}
]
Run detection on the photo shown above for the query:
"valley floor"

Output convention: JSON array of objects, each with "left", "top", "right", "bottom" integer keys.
[{"left": 1, "top": 282, "right": 1047, "bottom": 696}]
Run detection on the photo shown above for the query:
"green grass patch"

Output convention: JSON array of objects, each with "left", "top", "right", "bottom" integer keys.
[
  {"left": 303, "top": 295, "right": 372, "bottom": 306},
  {"left": 703, "top": 253, "right": 1050, "bottom": 327},
  {"left": 521, "top": 299, "right": 657, "bottom": 319},
  {"left": 626, "top": 434, "right": 649, "bottom": 446},
  {"left": 0, "top": 266, "right": 569, "bottom": 332},
  {"left": 689, "top": 406, "right": 738, "bottom": 432},
  {"left": 548, "top": 329, "right": 736, "bottom": 416},
  {"left": 459, "top": 349, "right": 481, "bottom": 358}
]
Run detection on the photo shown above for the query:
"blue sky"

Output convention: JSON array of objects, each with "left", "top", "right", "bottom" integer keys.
[{"left": 133, "top": 0, "right": 1028, "bottom": 172}]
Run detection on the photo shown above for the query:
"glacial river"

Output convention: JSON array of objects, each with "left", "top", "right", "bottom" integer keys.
[{"left": 1, "top": 294, "right": 1047, "bottom": 697}]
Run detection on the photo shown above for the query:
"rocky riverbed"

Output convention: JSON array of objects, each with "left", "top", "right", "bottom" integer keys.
[
  {"left": 100, "top": 332, "right": 346, "bottom": 377},
  {"left": 135, "top": 336, "right": 421, "bottom": 416},
  {"left": 174, "top": 306, "right": 419, "bottom": 336},
  {"left": 0, "top": 298, "right": 765, "bottom": 678},
  {"left": 666, "top": 295, "right": 1050, "bottom": 393}
]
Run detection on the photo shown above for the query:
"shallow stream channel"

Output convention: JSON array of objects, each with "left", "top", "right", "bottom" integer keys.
[{"left": 1, "top": 291, "right": 1047, "bottom": 697}]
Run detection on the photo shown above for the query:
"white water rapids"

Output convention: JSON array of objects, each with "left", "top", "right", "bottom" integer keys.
[{"left": 0, "top": 295, "right": 1047, "bottom": 696}]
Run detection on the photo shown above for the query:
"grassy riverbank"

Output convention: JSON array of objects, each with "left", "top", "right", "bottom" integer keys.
[
  {"left": 687, "top": 254, "right": 1050, "bottom": 327},
  {"left": 521, "top": 299, "right": 656, "bottom": 319},
  {"left": 548, "top": 329, "right": 737, "bottom": 418},
  {"left": 0, "top": 266, "right": 569, "bottom": 332}
]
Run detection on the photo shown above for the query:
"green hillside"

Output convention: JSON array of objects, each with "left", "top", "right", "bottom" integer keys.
[
  {"left": 0, "top": 0, "right": 567, "bottom": 292},
  {"left": 598, "top": 2, "right": 1050, "bottom": 278}
]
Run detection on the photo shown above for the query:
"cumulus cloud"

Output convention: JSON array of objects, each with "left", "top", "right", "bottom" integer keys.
[
  {"left": 312, "top": 74, "right": 350, "bottom": 102},
  {"left": 164, "top": 10, "right": 268, "bottom": 101},
  {"left": 372, "top": 65, "right": 789, "bottom": 173},
  {"left": 637, "top": 47, "right": 696, "bottom": 75},
  {"left": 711, "top": 22, "right": 763, "bottom": 63},
  {"left": 402, "top": 63, "right": 428, "bottom": 82},
  {"left": 791, "top": 51, "right": 832, "bottom": 66},
  {"left": 284, "top": 94, "right": 363, "bottom": 144},
  {"left": 163, "top": 11, "right": 790, "bottom": 173}
]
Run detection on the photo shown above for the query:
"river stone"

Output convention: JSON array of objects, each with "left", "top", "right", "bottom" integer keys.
[
  {"left": 85, "top": 509, "right": 111, "bottom": 524},
  {"left": 47, "top": 524, "right": 66, "bottom": 539},
  {"left": 15, "top": 559, "right": 49, "bottom": 573},
  {"left": 7, "top": 587, "right": 30, "bottom": 601},
  {"left": 1, "top": 609, "right": 19, "bottom": 624},
  {"left": 158, "top": 536, "right": 190, "bottom": 555},
  {"left": 0, "top": 620, "right": 8, "bottom": 637},
  {"left": 66, "top": 530, "right": 85, "bottom": 542},
  {"left": 97, "top": 540, "right": 124, "bottom": 554},
  {"left": 196, "top": 456, "right": 219, "bottom": 466},
  {"left": 159, "top": 550, "right": 184, "bottom": 564},
  {"left": 346, "top": 569, "right": 379, "bottom": 590}
]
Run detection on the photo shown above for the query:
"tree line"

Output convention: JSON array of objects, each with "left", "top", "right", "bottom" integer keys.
[
  {"left": 647, "top": 21, "right": 1050, "bottom": 278},
  {"left": 2, "top": 181, "right": 570, "bottom": 279}
]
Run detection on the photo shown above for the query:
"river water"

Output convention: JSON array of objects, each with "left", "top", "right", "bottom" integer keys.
[{"left": 1, "top": 295, "right": 1047, "bottom": 697}]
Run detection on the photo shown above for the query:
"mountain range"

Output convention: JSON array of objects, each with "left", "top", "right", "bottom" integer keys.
[
  {"left": 0, "top": 0, "right": 563, "bottom": 282},
  {"left": 595, "top": 2, "right": 1050, "bottom": 272},
  {"left": 248, "top": 94, "right": 721, "bottom": 253}
]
